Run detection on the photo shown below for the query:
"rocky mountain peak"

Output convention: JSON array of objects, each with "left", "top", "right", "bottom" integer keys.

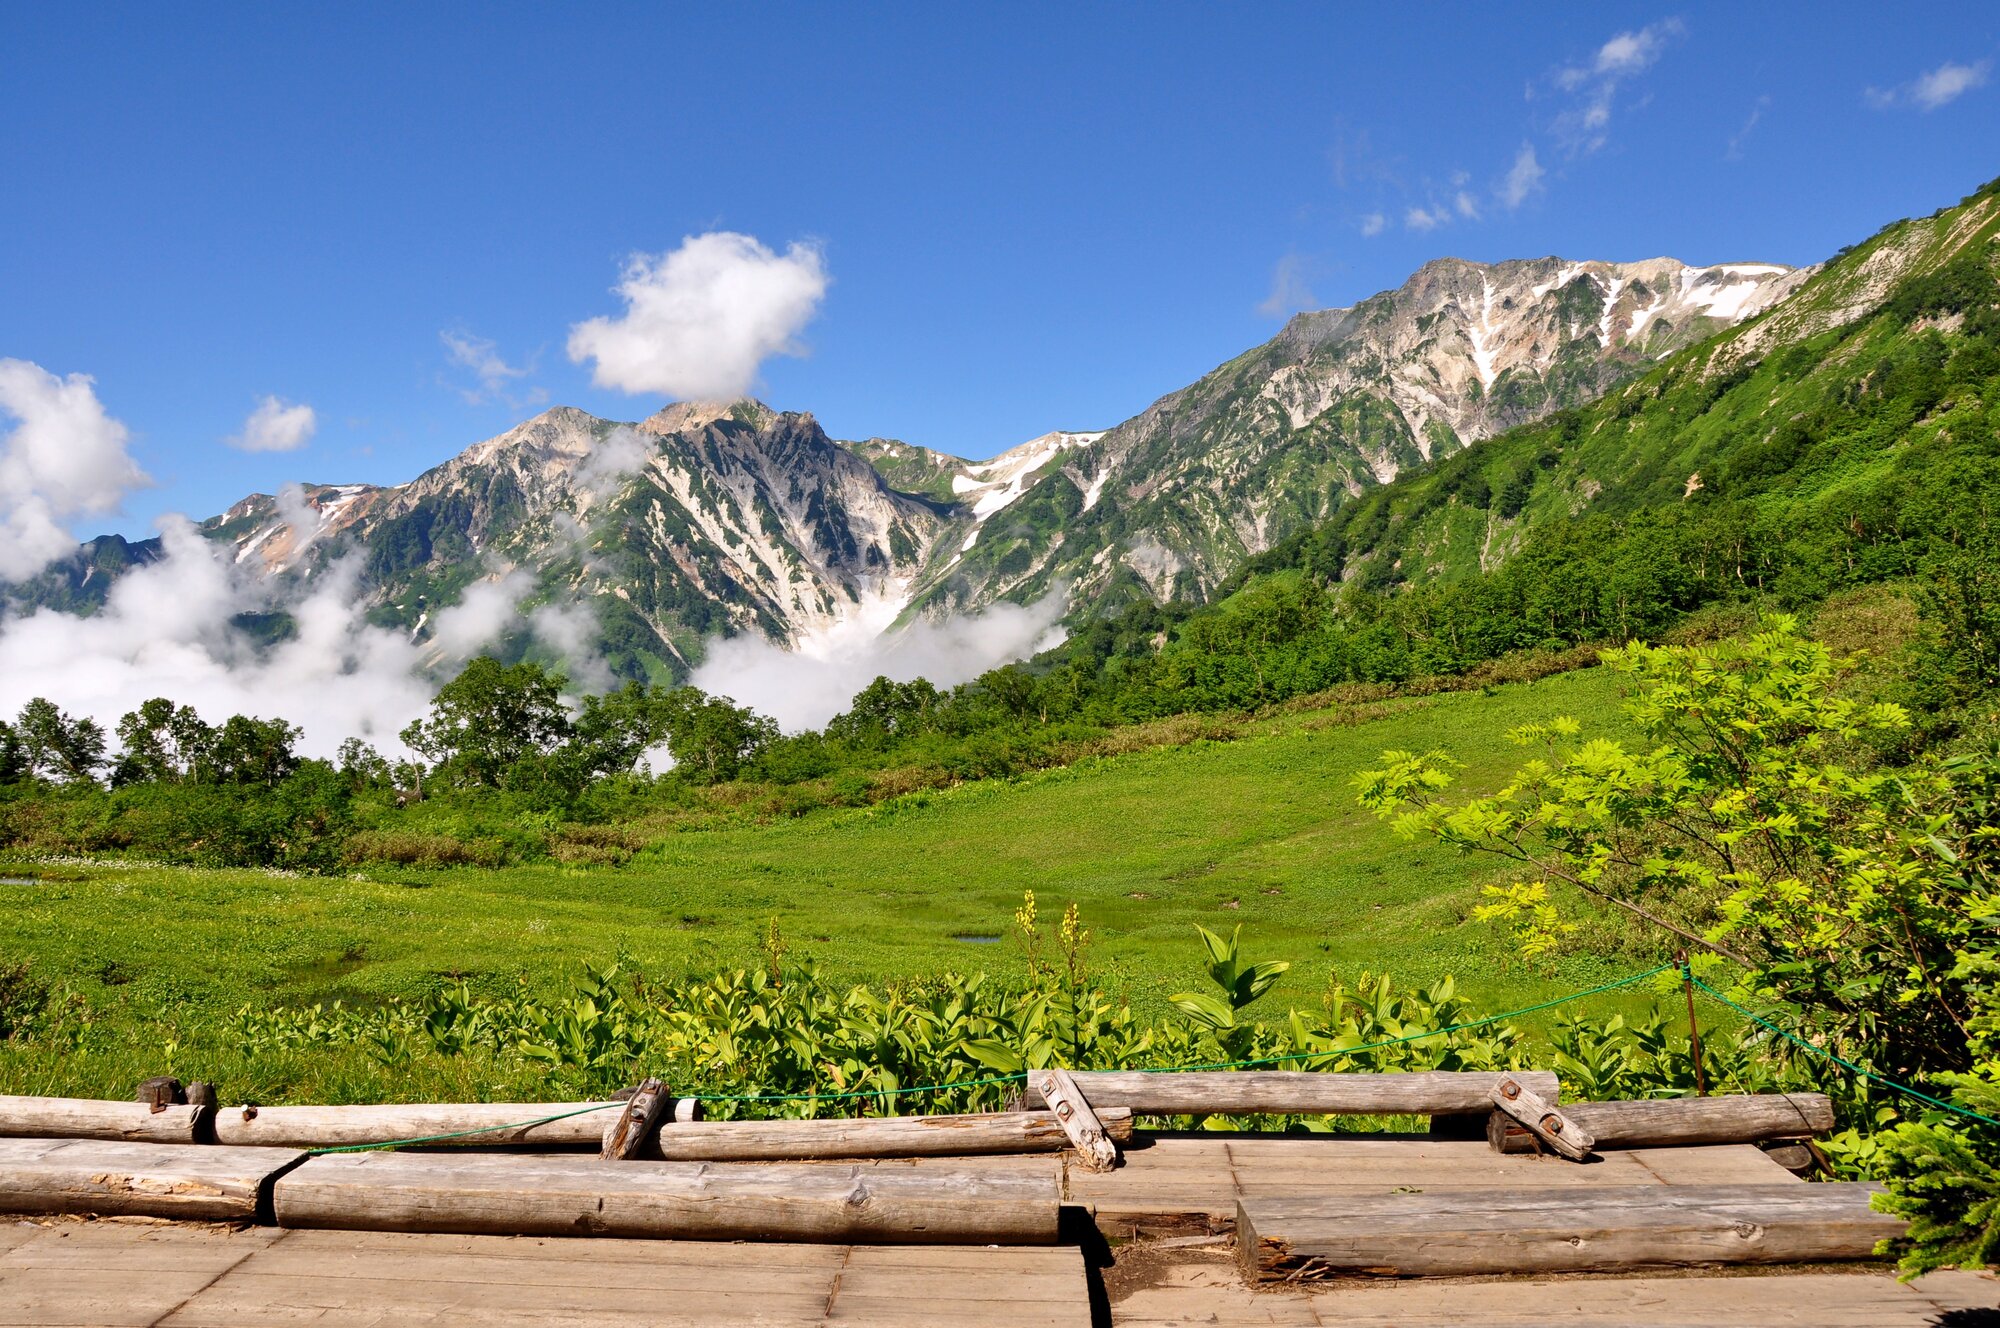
[{"left": 638, "top": 399, "right": 781, "bottom": 437}]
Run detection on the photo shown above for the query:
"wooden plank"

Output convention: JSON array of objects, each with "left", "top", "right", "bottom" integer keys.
[
  {"left": 1489, "top": 1093, "right": 1835, "bottom": 1153},
  {"left": 211, "top": 1100, "right": 628, "bottom": 1148},
  {"left": 1237, "top": 1183, "right": 1903, "bottom": 1279},
  {"left": 0, "top": 1222, "right": 284, "bottom": 1328},
  {"left": 1490, "top": 1074, "right": 1594, "bottom": 1161},
  {"left": 1020, "top": 1070, "right": 1559, "bottom": 1116},
  {"left": 146, "top": 1229, "right": 1090, "bottom": 1328},
  {"left": 1107, "top": 1267, "right": 2000, "bottom": 1327},
  {"left": 0, "top": 1138, "right": 305, "bottom": 1222},
  {"left": 273, "top": 1150, "right": 1062, "bottom": 1244},
  {"left": 645, "top": 1107, "right": 1133, "bottom": 1161},
  {"left": 0, "top": 1095, "right": 204, "bottom": 1145},
  {"left": 1070, "top": 1137, "right": 1800, "bottom": 1228}
]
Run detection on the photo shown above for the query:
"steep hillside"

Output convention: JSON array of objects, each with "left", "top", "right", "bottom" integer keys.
[
  {"left": 905, "top": 257, "right": 1802, "bottom": 617},
  {"left": 1167, "top": 177, "right": 2000, "bottom": 690}
]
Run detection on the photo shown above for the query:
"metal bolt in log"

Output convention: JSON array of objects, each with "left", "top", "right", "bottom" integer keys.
[
  {"left": 135, "top": 1077, "right": 183, "bottom": 1114},
  {"left": 601, "top": 1077, "right": 669, "bottom": 1161},
  {"left": 1033, "top": 1067, "right": 1118, "bottom": 1173},
  {"left": 1490, "top": 1075, "right": 1596, "bottom": 1162}
]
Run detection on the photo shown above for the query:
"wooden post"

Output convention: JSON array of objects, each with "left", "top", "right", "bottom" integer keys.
[
  {"left": 1679, "top": 952, "right": 1707, "bottom": 1097},
  {"left": 601, "top": 1077, "right": 668, "bottom": 1160},
  {"left": 1031, "top": 1068, "right": 1118, "bottom": 1172},
  {"left": 1491, "top": 1075, "right": 1595, "bottom": 1161}
]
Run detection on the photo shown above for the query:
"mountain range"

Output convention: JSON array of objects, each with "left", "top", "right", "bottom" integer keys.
[{"left": 5, "top": 254, "right": 1812, "bottom": 679}]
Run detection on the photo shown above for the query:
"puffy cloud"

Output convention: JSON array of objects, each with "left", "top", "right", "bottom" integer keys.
[
  {"left": 1358, "top": 212, "right": 1387, "bottom": 238},
  {"left": 691, "top": 593, "right": 1067, "bottom": 733},
  {"left": 228, "top": 395, "right": 317, "bottom": 452},
  {"left": 1498, "top": 142, "right": 1546, "bottom": 209},
  {"left": 567, "top": 232, "right": 828, "bottom": 400},
  {"left": 0, "top": 359, "right": 149, "bottom": 581},
  {"left": 1867, "top": 59, "right": 1990, "bottom": 111},
  {"left": 1404, "top": 204, "right": 1451, "bottom": 232},
  {"left": 1550, "top": 19, "right": 1684, "bottom": 155},
  {"left": 1257, "top": 254, "right": 1319, "bottom": 319},
  {"left": 0, "top": 522, "right": 437, "bottom": 756},
  {"left": 1454, "top": 190, "right": 1482, "bottom": 220},
  {"left": 440, "top": 329, "right": 545, "bottom": 408}
]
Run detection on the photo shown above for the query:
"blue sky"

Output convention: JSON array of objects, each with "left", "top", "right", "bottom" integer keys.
[{"left": 3, "top": 3, "right": 1996, "bottom": 539}]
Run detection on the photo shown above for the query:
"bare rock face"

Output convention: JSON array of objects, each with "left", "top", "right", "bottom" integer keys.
[
  {"left": 12, "top": 252, "right": 1808, "bottom": 679},
  {"left": 902, "top": 255, "right": 1803, "bottom": 616}
]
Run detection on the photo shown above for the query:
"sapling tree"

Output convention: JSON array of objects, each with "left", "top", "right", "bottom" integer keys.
[{"left": 1357, "top": 618, "right": 2000, "bottom": 1274}]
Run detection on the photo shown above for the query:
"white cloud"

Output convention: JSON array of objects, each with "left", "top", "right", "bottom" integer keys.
[
  {"left": 1404, "top": 204, "right": 1451, "bottom": 232},
  {"left": 1358, "top": 212, "right": 1387, "bottom": 238},
  {"left": 691, "top": 592, "right": 1067, "bottom": 733},
  {"left": 1868, "top": 59, "right": 1991, "bottom": 111},
  {"left": 1550, "top": 19, "right": 1684, "bottom": 155},
  {"left": 228, "top": 395, "right": 317, "bottom": 453},
  {"left": 0, "top": 359, "right": 149, "bottom": 582},
  {"left": 1454, "top": 190, "right": 1482, "bottom": 220},
  {"left": 1257, "top": 254, "right": 1319, "bottom": 319},
  {"left": 1498, "top": 142, "right": 1546, "bottom": 209},
  {"left": 0, "top": 523, "right": 438, "bottom": 756},
  {"left": 567, "top": 232, "right": 828, "bottom": 400},
  {"left": 427, "top": 570, "right": 534, "bottom": 662},
  {"left": 440, "top": 329, "right": 543, "bottom": 407},
  {"left": 1725, "top": 96, "right": 1769, "bottom": 160}
]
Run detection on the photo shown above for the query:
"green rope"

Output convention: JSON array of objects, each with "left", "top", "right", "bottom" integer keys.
[
  {"left": 303, "top": 961, "right": 1676, "bottom": 1153},
  {"left": 304, "top": 1101, "right": 621, "bottom": 1155},
  {"left": 1687, "top": 971, "right": 2000, "bottom": 1130}
]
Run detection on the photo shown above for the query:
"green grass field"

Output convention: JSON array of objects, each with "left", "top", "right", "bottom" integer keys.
[{"left": 0, "top": 666, "right": 1670, "bottom": 1100}]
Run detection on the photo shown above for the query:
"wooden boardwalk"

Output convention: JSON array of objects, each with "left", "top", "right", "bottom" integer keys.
[
  {"left": 1065, "top": 1134, "right": 1803, "bottom": 1231},
  {"left": 0, "top": 1221, "right": 1092, "bottom": 1327}
]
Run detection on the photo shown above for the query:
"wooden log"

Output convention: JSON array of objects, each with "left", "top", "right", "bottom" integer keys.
[
  {"left": 211, "top": 1099, "right": 692, "bottom": 1149},
  {"left": 0, "top": 1094, "right": 205, "bottom": 1144},
  {"left": 1237, "top": 1183, "right": 1902, "bottom": 1280},
  {"left": 642, "top": 1108, "right": 1134, "bottom": 1161},
  {"left": 1019, "top": 1070, "right": 1560, "bottom": 1117},
  {"left": 0, "top": 1137, "right": 305, "bottom": 1221},
  {"left": 273, "top": 1150, "right": 1061, "bottom": 1244},
  {"left": 1488, "top": 1093, "right": 1836, "bottom": 1154},
  {"left": 1491, "top": 1074, "right": 1594, "bottom": 1161}
]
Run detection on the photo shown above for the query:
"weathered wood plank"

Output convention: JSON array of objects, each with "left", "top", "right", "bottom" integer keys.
[
  {"left": 1028, "top": 1070, "right": 1120, "bottom": 1172},
  {"left": 1107, "top": 1267, "right": 2000, "bottom": 1327},
  {"left": 1489, "top": 1093, "right": 1835, "bottom": 1153},
  {"left": 644, "top": 1107, "right": 1132, "bottom": 1161},
  {"left": 0, "top": 1138, "right": 304, "bottom": 1222},
  {"left": 1072, "top": 1137, "right": 1799, "bottom": 1228},
  {"left": 1489, "top": 1074, "right": 1594, "bottom": 1160},
  {"left": 0, "top": 1095, "right": 205, "bottom": 1145},
  {"left": 1020, "top": 1070, "right": 1559, "bottom": 1116},
  {"left": 1237, "top": 1183, "right": 1903, "bottom": 1279},
  {"left": 273, "top": 1150, "right": 1062, "bottom": 1244}
]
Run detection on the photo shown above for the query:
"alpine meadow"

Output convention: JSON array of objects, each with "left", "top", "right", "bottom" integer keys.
[{"left": 5, "top": 9, "right": 2000, "bottom": 1300}]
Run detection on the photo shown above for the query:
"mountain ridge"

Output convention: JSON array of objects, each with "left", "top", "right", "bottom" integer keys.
[{"left": 4, "top": 252, "right": 1808, "bottom": 679}]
